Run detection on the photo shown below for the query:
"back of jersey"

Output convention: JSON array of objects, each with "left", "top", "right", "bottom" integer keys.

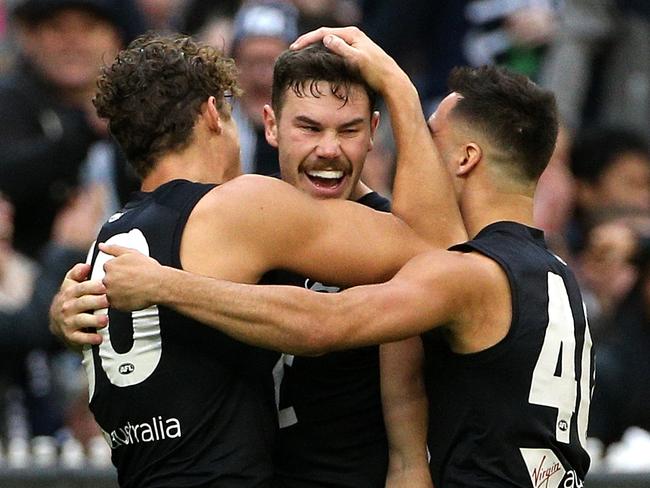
[
  {"left": 423, "top": 221, "right": 593, "bottom": 488},
  {"left": 83, "top": 180, "right": 278, "bottom": 488}
]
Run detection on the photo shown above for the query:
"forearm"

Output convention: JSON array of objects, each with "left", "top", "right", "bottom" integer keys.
[
  {"left": 384, "top": 74, "right": 465, "bottom": 248},
  {"left": 155, "top": 267, "right": 331, "bottom": 355},
  {"left": 381, "top": 339, "right": 431, "bottom": 487}
]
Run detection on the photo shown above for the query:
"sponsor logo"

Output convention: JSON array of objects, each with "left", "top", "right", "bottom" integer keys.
[
  {"left": 520, "top": 448, "right": 565, "bottom": 488},
  {"left": 520, "top": 448, "right": 585, "bottom": 488},
  {"left": 103, "top": 416, "right": 181, "bottom": 449}
]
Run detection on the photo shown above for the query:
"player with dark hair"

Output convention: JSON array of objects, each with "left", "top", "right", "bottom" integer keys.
[
  {"left": 78, "top": 28, "right": 594, "bottom": 487},
  {"left": 261, "top": 43, "right": 426, "bottom": 488},
  {"left": 51, "top": 30, "right": 461, "bottom": 487}
]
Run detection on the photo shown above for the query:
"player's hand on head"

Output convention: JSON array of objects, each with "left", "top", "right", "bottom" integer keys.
[
  {"left": 50, "top": 263, "right": 108, "bottom": 348},
  {"left": 291, "top": 26, "right": 405, "bottom": 92},
  {"left": 99, "top": 243, "right": 163, "bottom": 312}
]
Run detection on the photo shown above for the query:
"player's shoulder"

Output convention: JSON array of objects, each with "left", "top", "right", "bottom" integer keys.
[
  {"left": 202, "top": 174, "right": 299, "bottom": 207},
  {"left": 190, "top": 174, "right": 310, "bottom": 233},
  {"left": 404, "top": 248, "right": 507, "bottom": 298},
  {"left": 413, "top": 247, "right": 499, "bottom": 274}
]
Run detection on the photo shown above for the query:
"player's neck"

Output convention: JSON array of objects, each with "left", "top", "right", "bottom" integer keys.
[
  {"left": 461, "top": 190, "right": 535, "bottom": 239},
  {"left": 140, "top": 147, "right": 237, "bottom": 192},
  {"left": 350, "top": 180, "right": 373, "bottom": 201}
]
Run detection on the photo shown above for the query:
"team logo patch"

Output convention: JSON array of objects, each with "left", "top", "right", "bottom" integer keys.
[{"left": 520, "top": 448, "right": 565, "bottom": 488}]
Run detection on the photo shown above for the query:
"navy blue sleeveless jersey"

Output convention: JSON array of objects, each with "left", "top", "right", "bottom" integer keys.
[
  {"left": 423, "top": 221, "right": 594, "bottom": 488},
  {"left": 262, "top": 192, "right": 390, "bottom": 488},
  {"left": 83, "top": 179, "right": 279, "bottom": 488}
]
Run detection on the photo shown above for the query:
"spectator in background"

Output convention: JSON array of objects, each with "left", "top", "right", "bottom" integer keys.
[
  {"left": 540, "top": 0, "right": 650, "bottom": 145},
  {"left": 291, "top": 0, "right": 360, "bottom": 32},
  {"left": 179, "top": 1, "right": 239, "bottom": 54},
  {"left": 230, "top": 0, "right": 298, "bottom": 175},
  {"left": 0, "top": 0, "right": 144, "bottom": 259},
  {"left": 566, "top": 125, "right": 650, "bottom": 254},
  {"left": 136, "top": 0, "right": 183, "bottom": 32},
  {"left": 0, "top": 187, "right": 104, "bottom": 441},
  {"left": 589, "top": 216, "right": 650, "bottom": 448},
  {"left": 574, "top": 209, "right": 644, "bottom": 337}
]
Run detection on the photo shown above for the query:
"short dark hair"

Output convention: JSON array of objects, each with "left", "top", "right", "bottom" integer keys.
[
  {"left": 569, "top": 125, "right": 650, "bottom": 183},
  {"left": 271, "top": 43, "right": 378, "bottom": 117},
  {"left": 93, "top": 32, "right": 240, "bottom": 178},
  {"left": 448, "top": 65, "right": 558, "bottom": 181}
]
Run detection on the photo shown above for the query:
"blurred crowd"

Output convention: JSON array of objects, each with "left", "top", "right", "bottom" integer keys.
[{"left": 0, "top": 0, "right": 648, "bottom": 474}]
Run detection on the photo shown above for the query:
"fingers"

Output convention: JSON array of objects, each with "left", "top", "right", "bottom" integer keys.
[
  {"left": 291, "top": 26, "right": 362, "bottom": 50},
  {"left": 67, "top": 328, "right": 105, "bottom": 347},
  {"left": 65, "top": 262, "right": 91, "bottom": 282},
  {"left": 99, "top": 242, "right": 135, "bottom": 257},
  {"left": 61, "top": 293, "right": 110, "bottom": 316},
  {"left": 322, "top": 34, "right": 358, "bottom": 60},
  {"left": 65, "top": 279, "right": 107, "bottom": 300}
]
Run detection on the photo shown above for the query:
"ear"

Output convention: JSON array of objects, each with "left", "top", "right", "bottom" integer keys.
[
  {"left": 368, "top": 110, "right": 380, "bottom": 151},
  {"left": 263, "top": 104, "right": 279, "bottom": 148},
  {"left": 204, "top": 96, "right": 224, "bottom": 134},
  {"left": 457, "top": 142, "right": 482, "bottom": 176}
]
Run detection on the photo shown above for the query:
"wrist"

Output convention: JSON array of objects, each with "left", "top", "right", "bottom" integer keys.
[{"left": 153, "top": 266, "right": 183, "bottom": 306}]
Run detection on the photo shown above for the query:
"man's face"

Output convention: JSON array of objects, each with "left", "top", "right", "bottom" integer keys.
[
  {"left": 592, "top": 153, "right": 650, "bottom": 210},
  {"left": 265, "top": 82, "right": 378, "bottom": 200},
  {"left": 235, "top": 37, "right": 287, "bottom": 127},
  {"left": 19, "top": 8, "right": 121, "bottom": 93}
]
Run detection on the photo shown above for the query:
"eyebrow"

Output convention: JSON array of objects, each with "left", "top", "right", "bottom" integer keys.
[
  {"left": 294, "top": 115, "right": 321, "bottom": 127},
  {"left": 293, "top": 115, "right": 367, "bottom": 129},
  {"left": 338, "top": 117, "right": 366, "bottom": 129}
]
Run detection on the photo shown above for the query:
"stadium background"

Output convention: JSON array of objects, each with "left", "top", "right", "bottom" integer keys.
[{"left": 0, "top": 0, "right": 649, "bottom": 486}]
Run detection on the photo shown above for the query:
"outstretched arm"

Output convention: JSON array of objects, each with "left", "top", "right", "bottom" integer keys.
[
  {"left": 293, "top": 27, "right": 466, "bottom": 247},
  {"left": 99, "top": 249, "right": 475, "bottom": 355}
]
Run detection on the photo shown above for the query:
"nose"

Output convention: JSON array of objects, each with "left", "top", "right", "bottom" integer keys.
[{"left": 315, "top": 131, "right": 341, "bottom": 160}]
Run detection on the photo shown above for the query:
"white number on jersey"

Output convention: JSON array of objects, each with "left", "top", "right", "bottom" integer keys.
[
  {"left": 83, "top": 229, "right": 162, "bottom": 400},
  {"left": 528, "top": 272, "right": 592, "bottom": 446},
  {"left": 273, "top": 354, "right": 298, "bottom": 428}
]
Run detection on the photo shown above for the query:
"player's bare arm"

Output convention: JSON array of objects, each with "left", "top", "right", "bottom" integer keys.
[
  {"left": 381, "top": 338, "right": 432, "bottom": 488},
  {"left": 115, "top": 248, "right": 508, "bottom": 355},
  {"left": 56, "top": 173, "right": 432, "bottom": 347},
  {"left": 175, "top": 174, "right": 432, "bottom": 287},
  {"left": 293, "top": 26, "right": 466, "bottom": 247}
]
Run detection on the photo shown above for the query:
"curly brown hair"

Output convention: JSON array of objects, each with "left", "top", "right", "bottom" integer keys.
[{"left": 93, "top": 33, "right": 241, "bottom": 178}]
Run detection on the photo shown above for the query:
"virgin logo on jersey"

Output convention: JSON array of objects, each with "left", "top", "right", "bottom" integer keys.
[
  {"left": 103, "top": 416, "right": 182, "bottom": 449},
  {"left": 520, "top": 448, "right": 584, "bottom": 488},
  {"left": 303, "top": 279, "right": 340, "bottom": 293},
  {"left": 520, "top": 448, "right": 563, "bottom": 488}
]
